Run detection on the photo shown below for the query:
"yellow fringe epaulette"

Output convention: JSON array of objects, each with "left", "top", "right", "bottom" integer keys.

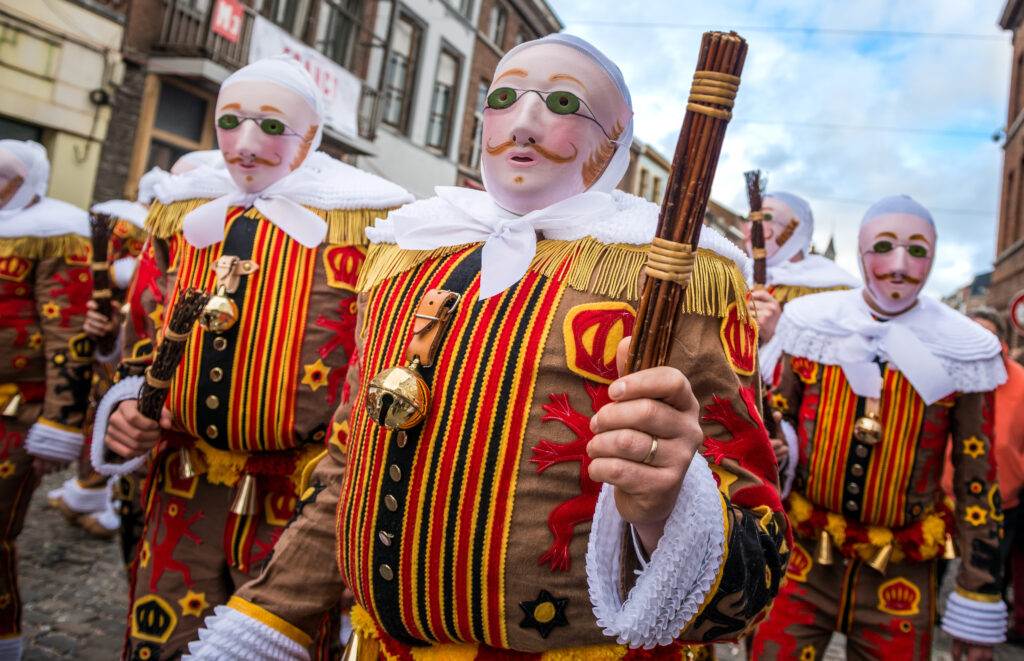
[
  {"left": 358, "top": 237, "right": 751, "bottom": 321},
  {"left": 0, "top": 233, "right": 90, "bottom": 260},
  {"left": 771, "top": 284, "right": 851, "bottom": 304},
  {"left": 144, "top": 199, "right": 397, "bottom": 246}
]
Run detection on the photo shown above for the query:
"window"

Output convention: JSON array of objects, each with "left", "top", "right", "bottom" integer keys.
[
  {"left": 454, "top": 0, "right": 472, "bottom": 18},
  {"left": 651, "top": 176, "right": 662, "bottom": 203},
  {"left": 514, "top": 29, "right": 530, "bottom": 46},
  {"left": 488, "top": 3, "right": 506, "bottom": 47},
  {"left": 254, "top": 0, "right": 302, "bottom": 34},
  {"left": 426, "top": 49, "right": 461, "bottom": 152},
  {"left": 638, "top": 168, "right": 649, "bottom": 199},
  {"left": 317, "top": 0, "right": 364, "bottom": 69},
  {"left": 147, "top": 80, "right": 214, "bottom": 171},
  {"left": 464, "top": 82, "right": 489, "bottom": 169},
  {"left": 382, "top": 13, "right": 422, "bottom": 133}
]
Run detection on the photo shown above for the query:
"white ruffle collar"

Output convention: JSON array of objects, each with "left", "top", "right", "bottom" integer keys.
[
  {"left": 761, "top": 288, "right": 1005, "bottom": 403},
  {"left": 90, "top": 200, "right": 148, "bottom": 229},
  {"left": 0, "top": 197, "right": 89, "bottom": 238},
  {"left": 767, "top": 254, "right": 860, "bottom": 289}
]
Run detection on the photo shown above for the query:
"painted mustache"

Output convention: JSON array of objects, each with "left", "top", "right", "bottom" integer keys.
[
  {"left": 485, "top": 139, "right": 578, "bottom": 163},
  {"left": 872, "top": 271, "right": 922, "bottom": 284},
  {"left": 226, "top": 154, "right": 283, "bottom": 167}
]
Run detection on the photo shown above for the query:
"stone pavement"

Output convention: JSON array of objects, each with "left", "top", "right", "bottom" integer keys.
[{"left": 13, "top": 467, "right": 1024, "bottom": 659}]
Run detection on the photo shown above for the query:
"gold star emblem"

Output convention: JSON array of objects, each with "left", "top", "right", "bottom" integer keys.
[
  {"left": 177, "top": 590, "right": 209, "bottom": 617},
  {"left": 140, "top": 540, "right": 151, "bottom": 568},
  {"left": 0, "top": 461, "right": 14, "bottom": 479},
  {"left": 41, "top": 302, "right": 60, "bottom": 319},
  {"left": 301, "top": 358, "right": 329, "bottom": 392},
  {"left": 149, "top": 304, "right": 164, "bottom": 328},
  {"left": 28, "top": 333, "right": 44, "bottom": 350},
  {"left": 771, "top": 393, "right": 789, "bottom": 412},
  {"left": 964, "top": 505, "right": 988, "bottom": 527},
  {"left": 962, "top": 436, "right": 985, "bottom": 459},
  {"left": 799, "top": 645, "right": 816, "bottom": 661}
]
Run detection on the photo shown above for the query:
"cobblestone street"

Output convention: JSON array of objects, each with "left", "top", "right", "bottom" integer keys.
[{"left": 12, "top": 468, "right": 1024, "bottom": 659}]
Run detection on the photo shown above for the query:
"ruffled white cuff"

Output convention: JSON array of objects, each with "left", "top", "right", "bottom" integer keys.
[
  {"left": 93, "top": 327, "right": 124, "bottom": 365},
  {"left": 587, "top": 453, "right": 726, "bottom": 648},
  {"left": 0, "top": 636, "right": 22, "bottom": 659},
  {"left": 25, "top": 420, "right": 83, "bottom": 463},
  {"left": 90, "top": 376, "right": 150, "bottom": 477},
  {"left": 941, "top": 590, "right": 1007, "bottom": 645},
  {"left": 779, "top": 420, "right": 798, "bottom": 499},
  {"left": 184, "top": 605, "right": 310, "bottom": 661}
]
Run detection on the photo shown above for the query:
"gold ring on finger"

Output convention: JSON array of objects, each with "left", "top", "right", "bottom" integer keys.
[{"left": 642, "top": 435, "right": 659, "bottom": 465}]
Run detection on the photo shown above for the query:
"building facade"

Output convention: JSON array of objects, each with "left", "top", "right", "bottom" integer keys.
[
  {"left": 0, "top": 0, "right": 125, "bottom": 208},
  {"left": 992, "top": 0, "right": 1024, "bottom": 315}
]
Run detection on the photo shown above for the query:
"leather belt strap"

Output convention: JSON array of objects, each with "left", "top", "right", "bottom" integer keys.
[
  {"left": 863, "top": 396, "right": 880, "bottom": 419},
  {"left": 405, "top": 289, "right": 460, "bottom": 367}
]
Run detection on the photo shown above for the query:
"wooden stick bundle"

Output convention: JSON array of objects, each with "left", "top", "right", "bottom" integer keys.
[
  {"left": 89, "top": 212, "right": 117, "bottom": 355},
  {"left": 138, "top": 289, "right": 210, "bottom": 420},
  {"left": 745, "top": 170, "right": 768, "bottom": 288},
  {"left": 626, "top": 31, "right": 748, "bottom": 374}
]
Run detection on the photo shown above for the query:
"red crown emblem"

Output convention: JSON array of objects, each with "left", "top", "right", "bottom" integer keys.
[
  {"left": 786, "top": 542, "right": 812, "bottom": 582},
  {"left": 791, "top": 357, "right": 818, "bottom": 384},
  {"left": 719, "top": 303, "right": 756, "bottom": 376},
  {"left": 877, "top": 577, "right": 920, "bottom": 616},
  {"left": 323, "top": 245, "right": 366, "bottom": 292},
  {"left": 0, "top": 256, "right": 31, "bottom": 282}
]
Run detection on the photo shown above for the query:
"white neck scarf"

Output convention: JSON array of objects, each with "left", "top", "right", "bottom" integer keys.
[{"left": 390, "top": 186, "right": 613, "bottom": 299}]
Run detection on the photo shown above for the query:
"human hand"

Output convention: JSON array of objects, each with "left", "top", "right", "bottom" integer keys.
[
  {"left": 951, "top": 639, "right": 993, "bottom": 661},
  {"left": 749, "top": 289, "right": 782, "bottom": 343},
  {"left": 104, "top": 399, "right": 172, "bottom": 458},
  {"left": 84, "top": 299, "right": 121, "bottom": 338}
]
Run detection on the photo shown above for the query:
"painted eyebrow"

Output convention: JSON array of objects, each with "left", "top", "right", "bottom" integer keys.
[
  {"left": 550, "top": 73, "right": 586, "bottom": 90},
  {"left": 875, "top": 231, "right": 898, "bottom": 239},
  {"left": 495, "top": 68, "right": 529, "bottom": 82},
  {"left": 260, "top": 105, "right": 284, "bottom": 113},
  {"left": 219, "top": 102, "right": 242, "bottom": 111},
  {"left": 909, "top": 233, "right": 931, "bottom": 244}
]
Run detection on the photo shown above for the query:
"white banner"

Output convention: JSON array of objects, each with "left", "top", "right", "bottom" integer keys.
[{"left": 249, "top": 16, "right": 361, "bottom": 138}]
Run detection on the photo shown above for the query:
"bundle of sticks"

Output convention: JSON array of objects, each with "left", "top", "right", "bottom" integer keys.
[
  {"left": 626, "top": 31, "right": 748, "bottom": 373},
  {"left": 138, "top": 289, "right": 210, "bottom": 420},
  {"left": 88, "top": 212, "right": 116, "bottom": 356},
  {"left": 745, "top": 169, "right": 768, "bottom": 288}
]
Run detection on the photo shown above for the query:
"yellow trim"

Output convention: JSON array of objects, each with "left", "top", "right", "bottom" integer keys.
[
  {"left": 226, "top": 596, "right": 312, "bottom": 647},
  {"left": 189, "top": 438, "right": 323, "bottom": 491},
  {"left": 35, "top": 418, "right": 82, "bottom": 434},
  {"left": 771, "top": 284, "right": 850, "bottom": 304},
  {"left": 298, "top": 449, "right": 327, "bottom": 494},
  {"left": 954, "top": 586, "right": 1003, "bottom": 603},
  {"left": 358, "top": 239, "right": 751, "bottom": 320},
  {"left": 0, "top": 234, "right": 89, "bottom": 260}
]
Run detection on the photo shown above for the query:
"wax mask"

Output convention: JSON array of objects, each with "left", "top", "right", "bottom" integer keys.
[
  {"left": 481, "top": 43, "right": 632, "bottom": 213},
  {"left": 745, "top": 197, "right": 800, "bottom": 262},
  {"left": 0, "top": 148, "right": 27, "bottom": 210},
  {"left": 215, "top": 81, "right": 320, "bottom": 194},
  {"left": 859, "top": 213, "right": 935, "bottom": 315}
]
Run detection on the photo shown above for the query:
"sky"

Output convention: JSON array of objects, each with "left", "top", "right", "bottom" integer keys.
[{"left": 553, "top": 1, "right": 1012, "bottom": 297}]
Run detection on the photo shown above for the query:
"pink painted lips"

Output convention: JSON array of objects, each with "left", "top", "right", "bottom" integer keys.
[{"left": 507, "top": 151, "right": 539, "bottom": 167}]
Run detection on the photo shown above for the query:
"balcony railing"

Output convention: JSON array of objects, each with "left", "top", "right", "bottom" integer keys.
[{"left": 155, "top": 0, "right": 382, "bottom": 143}]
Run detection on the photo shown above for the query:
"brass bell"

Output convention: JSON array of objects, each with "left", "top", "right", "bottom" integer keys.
[
  {"left": 199, "top": 285, "right": 238, "bottom": 333},
  {"left": 230, "top": 473, "right": 259, "bottom": 515},
  {"left": 1, "top": 392, "right": 21, "bottom": 418},
  {"left": 943, "top": 533, "right": 958, "bottom": 560},
  {"left": 178, "top": 448, "right": 196, "bottom": 480},
  {"left": 868, "top": 542, "right": 894, "bottom": 574},
  {"left": 853, "top": 414, "right": 882, "bottom": 445},
  {"left": 815, "top": 530, "right": 834, "bottom": 566},
  {"left": 365, "top": 359, "right": 429, "bottom": 429},
  {"left": 342, "top": 629, "right": 379, "bottom": 661}
]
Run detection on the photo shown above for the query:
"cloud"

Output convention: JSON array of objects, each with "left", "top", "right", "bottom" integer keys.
[{"left": 558, "top": 0, "right": 1010, "bottom": 297}]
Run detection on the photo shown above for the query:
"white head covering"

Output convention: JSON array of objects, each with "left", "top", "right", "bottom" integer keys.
[
  {"left": 171, "top": 149, "right": 225, "bottom": 174},
  {"left": 137, "top": 167, "right": 170, "bottom": 205},
  {"left": 221, "top": 56, "right": 325, "bottom": 153},
  {"left": 861, "top": 194, "right": 934, "bottom": 227},
  {"left": 483, "top": 34, "right": 634, "bottom": 196},
  {"left": 764, "top": 191, "right": 813, "bottom": 267},
  {"left": 0, "top": 139, "right": 49, "bottom": 213}
]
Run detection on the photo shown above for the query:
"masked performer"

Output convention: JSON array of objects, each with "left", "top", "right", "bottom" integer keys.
[
  {"left": 91, "top": 58, "right": 412, "bottom": 660},
  {"left": 752, "top": 195, "right": 1006, "bottom": 660},
  {"left": 187, "top": 34, "right": 789, "bottom": 661},
  {"left": 0, "top": 139, "right": 94, "bottom": 658}
]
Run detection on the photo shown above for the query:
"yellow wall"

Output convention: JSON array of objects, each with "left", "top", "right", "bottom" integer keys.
[{"left": 0, "top": 0, "right": 123, "bottom": 208}]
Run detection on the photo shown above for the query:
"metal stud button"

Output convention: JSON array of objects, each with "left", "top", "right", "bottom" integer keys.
[
  {"left": 378, "top": 531, "right": 393, "bottom": 546},
  {"left": 850, "top": 464, "right": 864, "bottom": 477},
  {"left": 854, "top": 445, "right": 869, "bottom": 458},
  {"left": 206, "top": 425, "right": 219, "bottom": 439},
  {"left": 379, "top": 565, "right": 394, "bottom": 581},
  {"left": 210, "top": 367, "right": 224, "bottom": 382},
  {"left": 847, "top": 482, "right": 860, "bottom": 495},
  {"left": 389, "top": 465, "right": 401, "bottom": 482},
  {"left": 396, "top": 431, "right": 407, "bottom": 448},
  {"left": 385, "top": 495, "right": 398, "bottom": 512},
  {"left": 213, "top": 337, "right": 228, "bottom": 351},
  {"left": 846, "top": 500, "right": 859, "bottom": 512},
  {"left": 206, "top": 395, "right": 219, "bottom": 409}
]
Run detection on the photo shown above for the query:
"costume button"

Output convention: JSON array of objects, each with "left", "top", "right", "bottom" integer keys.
[
  {"left": 213, "top": 337, "right": 228, "bottom": 351},
  {"left": 396, "top": 431, "right": 407, "bottom": 448},
  {"left": 846, "top": 500, "right": 859, "bottom": 512},
  {"left": 851, "top": 464, "right": 864, "bottom": 477},
  {"left": 389, "top": 465, "right": 401, "bottom": 482},
  {"left": 847, "top": 482, "right": 860, "bottom": 495},
  {"left": 378, "top": 531, "right": 393, "bottom": 546},
  {"left": 210, "top": 367, "right": 224, "bottom": 382},
  {"left": 385, "top": 495, "right": 398, "bottom": 511},
  {"left": 206, "top": 395, "right": 219, "bottom": 410},
  {"left": 379, "top": 565, "right": 394, "bottom": 581},
  {"left": 854, "top": 445, "right": 869, "bottom": 458},
  {"left": 206, "top": 425, "right": 219, "bottom": 439}
]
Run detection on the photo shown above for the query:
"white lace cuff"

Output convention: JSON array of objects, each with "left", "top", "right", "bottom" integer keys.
[
  {"left": 587, "top": 453, "right": 726, "bottom": 648},
  {"left": 184, "top": 604, "right": 310, "bottom": 661},
  {"left": 90, "top": 376, "right": 150, "bottom": 477},
  {"left": 25, "top": 420, "right": 83, "bottom": 463},
  {"left": 779, "top": 420, "right": 798, "bottom": 498},
  {"left": 941, "top": 590, "right": 1006, "bottom": 645}
]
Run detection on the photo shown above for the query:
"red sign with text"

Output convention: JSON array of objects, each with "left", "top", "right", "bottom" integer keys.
[{"left": 212, "top": 0, "right": 244, "bottom": 43}]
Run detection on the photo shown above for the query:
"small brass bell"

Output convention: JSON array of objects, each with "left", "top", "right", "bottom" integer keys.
[
  {"left": 365, "top": 359, "right": 430, "bottom": 429},
  {"left": 868, "top": 542, "right": 894, "bottom": 574},
  {"left": 853, "top": 413, "right": 882, "bottom": 445},
  {"left": 342, "top": 630, "right": 379, "bottom": 661},
  {"left": 230, "top": 473, "right": 259, "bottom": 515},
  {"left": 178, "top": 448, "right": 196, "bottom": 480},
  {"left": 943, "top": 533, "right": 957, "bottom": 560},
  {"left": 816, "top": 530, "right": 834, "bottom": 566},
  {"left": 200, "top": 285, "right": 239, "bottom": 333},
  {"left": 1, "top": 392, "right": 21, "bottom": 418}
]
